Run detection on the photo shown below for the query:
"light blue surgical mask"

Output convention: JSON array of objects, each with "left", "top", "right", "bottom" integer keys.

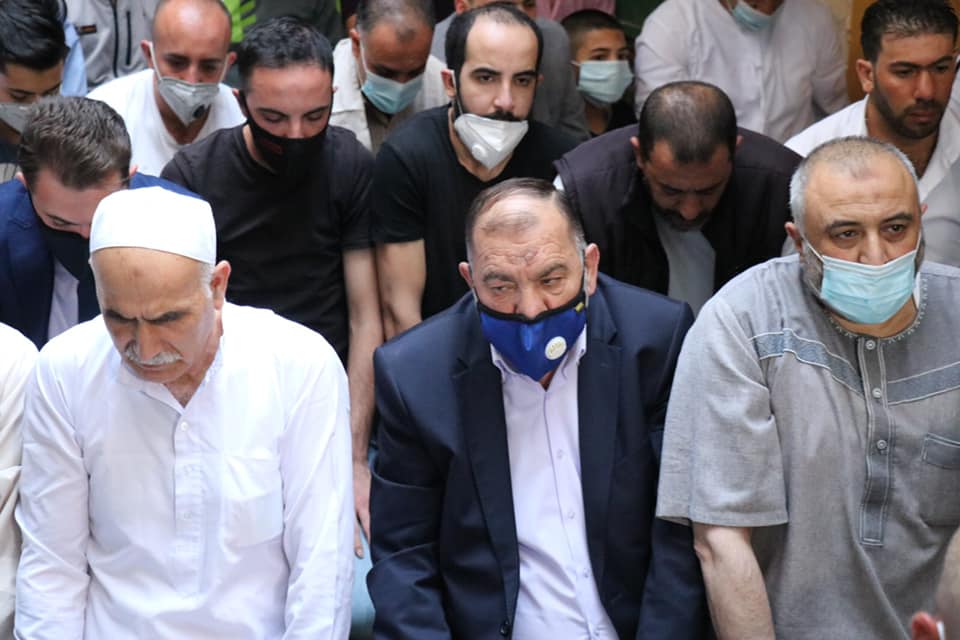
[
  {"left": 729, "top": 0, "right": 776, "bottom": 31},
  {"left": 804, "top": 238, "right": 921, "bottom": 326},
  {"left": 575, "top": 60, "right": 634, "bottom": 105},
  {"left": 359, "top": 47, "right": 424, "bottom": 115}
]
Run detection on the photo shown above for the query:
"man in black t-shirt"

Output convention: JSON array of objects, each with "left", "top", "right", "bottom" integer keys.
[
  {"left": 161, "top": 17, "right": 382, "bottom": 566},
  {"left": 373, "top": 2, "right": 577, "bottom": 337}
]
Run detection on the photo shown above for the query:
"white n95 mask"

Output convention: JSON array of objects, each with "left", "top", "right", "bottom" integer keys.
[
  {"left": 453, "top": 113, "right": 529, "bottom": 170},
  {"left": 0, "top": 102, "right": 32, "bottom": 133},
  {"left": 150, "top": 43, "right": 221, "bottom": 126}
]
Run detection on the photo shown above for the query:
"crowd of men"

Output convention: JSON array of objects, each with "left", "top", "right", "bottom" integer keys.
[{"left": 1, "top": 0, "right": 959, "bottom": 638}]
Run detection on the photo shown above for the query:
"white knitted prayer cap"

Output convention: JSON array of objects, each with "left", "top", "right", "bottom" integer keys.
[{"left": 90, "top": 186, "right": 216, "bottom": 264}]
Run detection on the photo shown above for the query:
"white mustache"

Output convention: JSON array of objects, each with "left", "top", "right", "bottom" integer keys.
[{"left": 124, "top": 344, "right": 182, "bottom": 366}]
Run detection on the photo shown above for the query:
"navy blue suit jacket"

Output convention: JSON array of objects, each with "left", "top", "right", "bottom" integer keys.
[
  {"left": 0, "top": 173, "right": 191, "bottom": 349},
  {"left": 369, "top": 274, "right": 709, "bottom": 640}
]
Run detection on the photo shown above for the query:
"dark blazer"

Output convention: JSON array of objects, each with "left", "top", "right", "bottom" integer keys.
[
  {"left": 554, "top": 126, "right": 800, "bottom": 295},
  {"left": 0, "top": 173, "right": 190, "bottom": 348},
  {"left": 368, "top": 275, "right": 708, "bottom": 640}
]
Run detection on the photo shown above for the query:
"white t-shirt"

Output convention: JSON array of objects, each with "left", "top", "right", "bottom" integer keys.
[
  {"left": 634, "top": 0, "right": 847, "bottom": 143},
  {"left": 88, "top": 69, "right": 245, "bottom": 176}
]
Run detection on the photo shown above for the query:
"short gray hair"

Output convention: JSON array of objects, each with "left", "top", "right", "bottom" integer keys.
[{"left": 789, "top": 136, "right": 918, "bottom": 235}]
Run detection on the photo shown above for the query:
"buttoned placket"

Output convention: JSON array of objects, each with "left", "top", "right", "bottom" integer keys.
[{"left": 857, "top": 335, "right": 894, "bottom": 545}]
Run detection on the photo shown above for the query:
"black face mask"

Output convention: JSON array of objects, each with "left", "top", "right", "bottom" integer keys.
[
  {"left": 38, "top": 222, "right": 90, "bottom": 280},
  {"left": 240, "top": 92, "right": 327, "bottom": 186}
]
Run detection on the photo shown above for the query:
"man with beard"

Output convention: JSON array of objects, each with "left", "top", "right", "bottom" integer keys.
[
  {"left": 373, "top": 2, "right": 577, "bottom": 337},
  {"left": 554, "top": 81, "right": 800, "bottom": 315},
  {"left": 787, "top": 0, "right": 960, "bottom": 267}
]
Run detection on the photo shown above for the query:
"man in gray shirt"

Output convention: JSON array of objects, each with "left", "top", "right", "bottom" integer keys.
[{"left": 657, "top": 136, "right": 960, "bottom": 639}]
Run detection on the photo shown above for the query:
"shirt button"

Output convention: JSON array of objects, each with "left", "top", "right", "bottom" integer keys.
[
  {"left": 556, "top": 449, "right": 564, "bottom": 459},
  {"left": 871, "top": 388, "right": 882, "bottom": 399},
  {"left": 582, "top": 568, "right": 590, "bottom": 578},
  {"left": 179, "top": 422, "right": 189, "bottom": 431},
  {"left": 865, "top": 339, "right": 876, "bottom": 350},
  {"left": 877, "top": 439, "right": 888, "bottom": 452},
  {"left": 566, "top": 510, "right": 575, "bottom": 520}
]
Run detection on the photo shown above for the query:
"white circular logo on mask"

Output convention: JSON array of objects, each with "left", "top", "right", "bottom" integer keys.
[{"left": 544, "top": 337, "right": 567, "bottom": 361}]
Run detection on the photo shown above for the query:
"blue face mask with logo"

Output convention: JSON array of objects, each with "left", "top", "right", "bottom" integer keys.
[
  {"left": 478, "top": 290, "right": 588, "bottom": 381},
  {"left": 729, "top": 1, "right": 776, "bottom": 31},
  {"left": 804, "top": 239, "right": 920, "bottom": 325},
  {"left": 360, "top": 48, "right": 424, "bottom": 115}
]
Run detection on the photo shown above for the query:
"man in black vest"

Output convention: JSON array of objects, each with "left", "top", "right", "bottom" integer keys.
[{"left": 554, "top": 80, "right": 800, "bottom": 314}]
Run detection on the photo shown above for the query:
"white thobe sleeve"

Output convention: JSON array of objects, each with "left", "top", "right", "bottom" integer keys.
[
  {"left": 14, "top": 350, "right": 90, "bottom": 639},
  {"left": 634, "top": 10, "right": 691, "bottom": 114},
  {"left": 0, "top": 330, "right": 36, "bottom": 638},
  {"left": 810, "top": 7, "right": 847, "bottom": 117},
  {"left": 280, "top": 345, "right": 354, "bottom": 639}
]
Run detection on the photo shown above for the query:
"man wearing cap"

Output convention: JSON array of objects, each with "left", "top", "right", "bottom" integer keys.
[{"left": 14, "top": 186, "right": 354, "bottom": 638}]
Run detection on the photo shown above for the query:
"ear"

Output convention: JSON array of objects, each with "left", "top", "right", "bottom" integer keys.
[
  {"left": 629, "top": 135, "right": 644, "bottom": 170},
  {"left": 910, "top": 612, "right": 941, "bottom": 640},
  {"left": 223, "top": 50, "right": 237, "bottom": 77},
  {"left": 584, "top": 243, "right": 600, "bottom": 296},
  {"left": 14, "top": 171, "right": 25, "bottom": 188},
  {"left": 141, "top": 40, "right": 154, "bottom": 69},
  {"left": 785, "top": 221, "right": 804, "bottom": 255},
  {"left": 856, "top": 58, "right": 875, "bottom": 94},
  {"left": 350, "top": 28, "right": 361, "bottom": 60},
  {"left": 920, "top": 202, "right": 928, "bottom": 219},
  {"left": 211, "top": 260, "right": 231, "bottom": 308},
  {"left": 128, "top": 165, "right": 138, "bottom": 180},
  {"left": 454, "top": 0, "right": 471, "bottom": 13},
  {"left": 735, "top": 134, "right": 743, "bottom": 150},
  {"left": 442, "top": 68, "right": 456, "bottom": 100},
  {"left": 233, "top": 88, "right": 248, "bottom": 117},
  {"left": 569, "top": 60, "right": 580, "bottom": 83},
  {"left": 458, "top": 261, "right": 474, "bottom": 289}
]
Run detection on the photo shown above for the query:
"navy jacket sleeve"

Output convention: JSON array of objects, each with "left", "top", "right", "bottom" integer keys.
[{"left": 368, "top": 345, "right": 453, "bottom": 640}]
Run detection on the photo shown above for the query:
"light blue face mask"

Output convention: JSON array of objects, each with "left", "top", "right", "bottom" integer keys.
[
  {"left": 805, "top": 239, "right": 920, "bottom": 326},
  {"left": 359, "top": 48, "right": 424, "bottom": 115},
  {"left": 575, "top": 60, "right": 634, "bottom": 105},
  {"left": 729, "top": 1, "right": 776, "bottom": 31}
]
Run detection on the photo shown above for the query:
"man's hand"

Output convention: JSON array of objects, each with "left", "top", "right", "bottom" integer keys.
[{"left": 354, "top": 460, "right": 372, "bottom": 558}]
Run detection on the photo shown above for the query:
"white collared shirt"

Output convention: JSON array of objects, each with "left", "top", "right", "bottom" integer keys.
[
  {"left": 492, "top": 330, "right": 617, "bottom": 640},
  {"left": 635, "top": 0, "right": 847, "bottom": 143},
  {"left": 46, "top": 260, "right": 78, "bottom": 341},
  {"left": 786, "top": 92, "right": 960, "bottom": 268},
  {"left": 15, "top": 303, "right": 354, "bottom": 639}
]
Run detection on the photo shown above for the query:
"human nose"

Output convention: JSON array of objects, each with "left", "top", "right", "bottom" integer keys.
[
  {"left": 676, "top": 194, "right": 705, "bottom": 221},
  {"left": 76, "top": 223, "right": 92, "bottom": 240},
  {"left": 915, "top": 69, "right": 935, "bottom": 101},
  {"left": 133, "top": 324, "right": 163, "bottom": 361},
  {"left": 859, "top": 233, "right": 888, "bottom": 265},
  {"left": 514, "top": 287, "right": 549, "bottom": 320},
  {"left": 492, "top": 79, "right": 515, "bottom": 114}
]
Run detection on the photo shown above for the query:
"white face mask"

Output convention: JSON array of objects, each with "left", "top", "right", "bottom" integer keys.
[
  {"left": 149, "top": 42, "right": 222, "bottom": 126},
  {"left": 453, "top": 112, "right": 528, "bottom": 170},
  {"left": 0, "top": 102, "right": 32, "bottom": 133}
]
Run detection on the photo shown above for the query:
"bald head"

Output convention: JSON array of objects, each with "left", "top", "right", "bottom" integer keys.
[
  {"left": 637, "top": 81, "right": 737, "bottom": 165},
  {"left": 151, "top": 0, "right": 232, "bottom": 67}
]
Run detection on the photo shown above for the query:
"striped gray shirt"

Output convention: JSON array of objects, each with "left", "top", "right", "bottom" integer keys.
[{"left": 658, "top": 255, "right": 960, "bottom": 639}]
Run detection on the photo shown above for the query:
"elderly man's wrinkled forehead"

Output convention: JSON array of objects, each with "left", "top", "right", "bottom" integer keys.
[{"left": 469, "top": 193, "right": 580, "bottom": 258}]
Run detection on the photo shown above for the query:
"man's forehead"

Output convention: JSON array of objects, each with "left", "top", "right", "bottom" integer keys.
[
  {"left": 0, "top": 62, "right": 63, "bottom": 94},
  {"left": 464, "top": 17, "right": 537, "bottom": 67},
  {"left": 877, "top": 31, "right": 956, "bottom": 63},
  {"left": 806, "top": 158, "right": 919, "bottom": 218}
]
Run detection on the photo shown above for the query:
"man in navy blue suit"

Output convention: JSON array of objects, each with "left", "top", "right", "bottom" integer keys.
[
  {"left": 368, "top": 177, "right": 709, "bottom": 639},
  {"left": 0, "top": 95, "right": 187, "bottom": 348}
]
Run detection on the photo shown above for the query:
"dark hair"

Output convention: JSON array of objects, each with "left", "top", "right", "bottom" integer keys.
[
  {"left": 0, "top": 0, "right": 67, "bottom": 73},
  {"left": 356, "top": 0, "right": 434, "bottom": 34},
  {"left": 19, "top": 96, "right": 132, "bottom": 190},
  {"left": 445, "top": 3, "right": 543, "bottom": 81},
  {"left": 236, "top": 16, "right": 334, "bottom": 91},
  {"left": 561, "top": 9, "right": 624, "bottom": 56},
  {"left": 637, "top": 81, "right": 737, "bottom": 164},
  {"left": 861, "top": 0, "right": 958, "bottom": 62},
  {"left": 464, "top": 177, "right": 585, "bottom": 258}
]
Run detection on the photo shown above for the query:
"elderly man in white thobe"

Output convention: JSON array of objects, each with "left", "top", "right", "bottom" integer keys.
[{"left": 14, "top": 187, "right": 354, "bottom": 639}]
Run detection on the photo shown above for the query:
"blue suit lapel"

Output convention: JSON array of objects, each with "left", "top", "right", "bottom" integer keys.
[
  {"left": 455, "top": 317, "right": 520, "bottom": 623},
  {"left": 7, "top": 188, "right": 53, "bottom": 346},
  {"left": 578, "top": 286, "right": 620, "bottom": 590}
]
